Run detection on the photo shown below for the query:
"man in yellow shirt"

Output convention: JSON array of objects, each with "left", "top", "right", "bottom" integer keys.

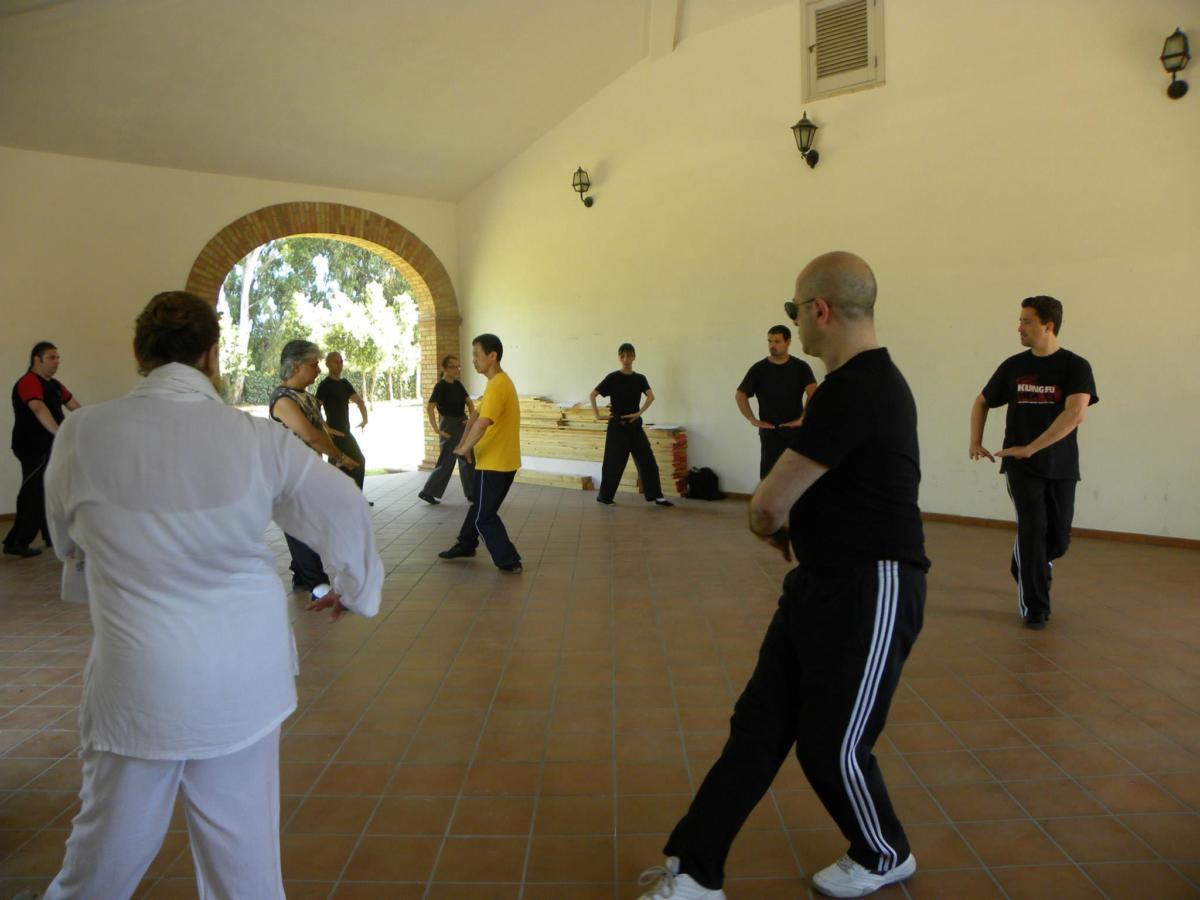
[{"left": 437, "top": 333, "right": 523, "bottom": 573}]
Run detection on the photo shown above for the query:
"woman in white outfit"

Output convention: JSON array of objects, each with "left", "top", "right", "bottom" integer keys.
[{"left": 40, "top": 292, "right": 383, "bottom": 899}]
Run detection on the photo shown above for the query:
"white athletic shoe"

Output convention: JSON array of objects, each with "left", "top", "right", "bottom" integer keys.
[
  {"left": 635, "top": 856, "right": 727, "bottom": 899},
  {"left": 811, "top": 853, "right": 916, "bottom": 897}
]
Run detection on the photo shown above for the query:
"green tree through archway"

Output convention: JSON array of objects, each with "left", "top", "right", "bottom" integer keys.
[{"left": 217, "top": 237, "right": 419, "bottom": 406}]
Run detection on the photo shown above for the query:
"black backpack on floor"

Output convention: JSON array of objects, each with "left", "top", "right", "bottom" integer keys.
[{"left": 684, "top": 467, "right": 723, "bottom": 501}]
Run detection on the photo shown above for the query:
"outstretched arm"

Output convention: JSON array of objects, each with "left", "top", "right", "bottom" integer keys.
[{"left": 996, "top": 394, "right": 1091, "bottom": 460}]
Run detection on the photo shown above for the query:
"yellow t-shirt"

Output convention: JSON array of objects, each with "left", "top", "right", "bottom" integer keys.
[{"left": 474, "top": 371, "right": 521, "bottom": 472}]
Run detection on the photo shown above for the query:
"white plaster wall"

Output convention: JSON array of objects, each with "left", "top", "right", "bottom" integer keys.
[
  {"left": 0, "top": 146, "right": 457, "bottom": 513},
  {"left": 456, "top": 0, "right": 1200, "bottom": 539}
]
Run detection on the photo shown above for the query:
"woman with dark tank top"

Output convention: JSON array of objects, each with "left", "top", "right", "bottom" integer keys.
[{"left": 269, "top": 340, "right": 360, "bottom": 595}]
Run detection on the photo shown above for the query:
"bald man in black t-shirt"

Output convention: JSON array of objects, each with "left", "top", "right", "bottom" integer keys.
[{"left": 637, "top": 253, "right": 925, "bottom": 900}]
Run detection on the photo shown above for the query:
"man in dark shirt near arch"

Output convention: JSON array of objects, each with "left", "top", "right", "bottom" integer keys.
[
  {"left": 736, "top": 324, "right": 818, "bottom": 479},
  {"left": 6, "top": 341, "right": 81, "bottom": 558},
  {"left": 315, "top": 351, "right": 369, "bottom": 493}
]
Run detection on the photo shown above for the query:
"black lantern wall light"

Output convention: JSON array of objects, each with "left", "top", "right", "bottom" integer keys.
[
  {"left": 791, "top": 113, "right": 819, "bottom": 168},
  {"left": 572, "top": 167, "right": 594, "bottom": 207},
  {"left": 1161, "top": 28, "right": 1190, "bottom": 99}
]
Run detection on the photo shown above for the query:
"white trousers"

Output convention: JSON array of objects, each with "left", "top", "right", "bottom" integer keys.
[{"left": 44, "top": 727, "right": 284, "bottom": 900}]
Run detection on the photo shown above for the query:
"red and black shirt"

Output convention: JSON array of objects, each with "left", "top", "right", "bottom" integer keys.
[{"left": 11, "top": 372, "right": 72, "bottom": 456}]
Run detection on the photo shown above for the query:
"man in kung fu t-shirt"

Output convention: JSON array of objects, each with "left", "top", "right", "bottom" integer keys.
[{"left": 969, "top": 295, "right": 1098, "bottom": 630}]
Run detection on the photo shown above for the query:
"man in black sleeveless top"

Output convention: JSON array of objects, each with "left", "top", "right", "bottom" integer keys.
[{"left": 590, "top": 343, "right": 673, "bottom": 507}]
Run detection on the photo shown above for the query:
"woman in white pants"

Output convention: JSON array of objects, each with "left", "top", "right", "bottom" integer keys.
[{"left": 41, "top": 292, "right": 383, "bottom": 899}]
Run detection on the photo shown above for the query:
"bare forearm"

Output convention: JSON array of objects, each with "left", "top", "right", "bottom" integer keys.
[
  {"left": 969, "top": 397, "right": 989, "bottom": 445},
  {"left": 1026, "top": 409, "right": 1085, "bottom": 455},
  {"left": 458, "top": 418, "right": 490, "bottom": 452},
  {"left": 735, "top": 392, "right": 756, "bottom": 424},
  {"left": 32, "top": 405, "right": 59, "bottom": 435},
  {"left": 427, "top": 404, "right": 439, "bottom": 433}
]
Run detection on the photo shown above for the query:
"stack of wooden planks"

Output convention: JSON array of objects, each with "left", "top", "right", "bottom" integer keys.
[{"left": 517, "top": 398, "right": 687, "bottom": 495}]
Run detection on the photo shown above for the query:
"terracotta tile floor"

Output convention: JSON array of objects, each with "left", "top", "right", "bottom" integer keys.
[{"left": 1, "top": 472, "right": 1198, "bottom": 899}]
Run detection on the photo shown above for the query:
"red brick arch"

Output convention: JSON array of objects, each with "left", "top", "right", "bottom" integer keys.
[{"left": 186, "top": 202, "right": 460, "bottom": 467}]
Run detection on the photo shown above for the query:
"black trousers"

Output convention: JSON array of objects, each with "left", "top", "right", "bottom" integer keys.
[
  {"left": 4, "top": 449, "right": 51, "bottom": 549},
  {"left": 758, "top": 428, "right": 794, "bottom": 480},
  {"left": 1005, "top": 469, "right": 1076, "bottom": 619},
  {"left": 331, "top": 432, "right": 365, "bottom": 491},
  {"left": 285, "top": 533, "right": 329, "bottom": 590},
  {"left": 665, "top": 561, "right": 925, "bottom": 888},
  {"left": 422, "top": 416, "right": 475, "bottom": 500},
  {"left": 598, "top": 420, "right": 663, "bottom": 502},
  {"left": 455, "top": 469, "right": 520, "bottom": 567}
]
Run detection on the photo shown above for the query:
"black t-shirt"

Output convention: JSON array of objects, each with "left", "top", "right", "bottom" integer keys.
[
  {"left": 981, "top": 349, "right": 1098, "bottom": 480},
  {"left": 315, "top": 377, "right": 358, "bottom": 433},
  {"left": 787, "top": 348, "right": 928, "bottom": 572},
  {"left": 11, "top": 372, "right": 72, "bottom": 456},
  {"left": 429, "top": 379, "right": 469, "bottom": 418},
  {"left": 737, "top": 356, "right": 817, "bottom": 426},
  {"left": 595, "top": 371, "right": 651, "bottom": 420}
]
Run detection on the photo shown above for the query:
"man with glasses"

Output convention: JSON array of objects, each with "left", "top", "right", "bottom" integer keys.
[
  {"left": 419, "top": 354, "right": 476, "bottom": 504},
  {"left": 637, "top": 252, "right": 928, "bottom": 900},
  {"left": 735, "top": 324, "right": 818, "bottom": 479}
]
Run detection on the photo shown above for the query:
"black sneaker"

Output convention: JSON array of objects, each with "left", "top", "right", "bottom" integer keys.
[
  {"left": 498, "top": 562, "right": 523, "bottom": 574},
  {"left": 439, "top": 545, "right": 476, "bottom": 559},
  {"left": 418, "top": 492, "right": 440, "bottom": 505},
  {"left": 1024, "top": 612, "right": 1048, "bottom": 630},
  {"left": 596, "top": 496, "right": 615, "bottom": 505},
  {"left": 652, "top": 498, "right": 674, "bottom": 507},
  {"left": 3, "top": 544, "right": 42, "bottom": 559}
]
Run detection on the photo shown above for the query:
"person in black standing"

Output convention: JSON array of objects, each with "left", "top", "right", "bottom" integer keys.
[
  {"left": 637, "top": 252, "right": 927, "bottom": 900},
  {"left": 419, "top": 354, "right": 476, "bottom": 504},
  {"left": 969, "top": 296, "right": 1098, "bottom": 630},
  {"left": 590, "top": 343, "right": 673, "bottom": 507},
  {"left": 5, "top": 341, "right": 80, "bottom": 558},
  {"left": 316, "top": 351, "right": 369, "bottom": 492},
  {"left": 736, "top": 325, "right": 818, "bottom": 479}
]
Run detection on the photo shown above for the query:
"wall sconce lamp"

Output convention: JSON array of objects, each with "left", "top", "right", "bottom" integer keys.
[
  {"left": 572, "top": 167, "right": 594, "bottom": 207},
  {"left": 791, "top": 113, "right": 820, "bottom": 168},
  {"left": 1161, "top": 28, "right": 1190, "bottom": 99}
]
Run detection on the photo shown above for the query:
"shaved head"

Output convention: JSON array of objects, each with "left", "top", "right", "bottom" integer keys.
[{"left": 796, "top": 251, "right": 877, "bottom": 320}]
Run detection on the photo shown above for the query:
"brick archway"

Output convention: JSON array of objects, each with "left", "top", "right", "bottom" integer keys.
[{"left": 186, "top": 202, "right": 459, "bottom": 467}]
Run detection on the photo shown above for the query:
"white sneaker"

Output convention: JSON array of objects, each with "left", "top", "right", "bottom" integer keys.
[
  {"left": 812, "top": 853, "right": 916, "bottom": 897},
  {"left": 636, "top": 856, "right": 727, "bottom": 899}
]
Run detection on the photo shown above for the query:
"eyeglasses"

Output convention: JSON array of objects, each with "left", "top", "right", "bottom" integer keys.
[{"left": 783, "top": 298, "right": 816, "bottom": 320}]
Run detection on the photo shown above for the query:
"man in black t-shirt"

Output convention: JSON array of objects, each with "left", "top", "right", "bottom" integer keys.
[
  {"left": 6, "top": 341, "right": 81, "bottom": 558},
  {"left": 419, "top": 354, "right": 476, "bottom": 504},
  {"left": 736, "top": 324, "right": 818, "bottom": 478},
  {"left": 315, "top": 352, "right": 368, "bottom": 492},
  {"left": 970, "top": 296, "right": 1098, "bottom": 630},
  {"left": 590, "top": 343, "right": 673, "bottom": 507},
  {"left": 638, "top": 253, "right": 925, "bottom": 900}
]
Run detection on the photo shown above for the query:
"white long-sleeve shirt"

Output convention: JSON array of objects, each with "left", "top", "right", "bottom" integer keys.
[{"left": 44, "top": 363, "right": 383, "bottom": 760}]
